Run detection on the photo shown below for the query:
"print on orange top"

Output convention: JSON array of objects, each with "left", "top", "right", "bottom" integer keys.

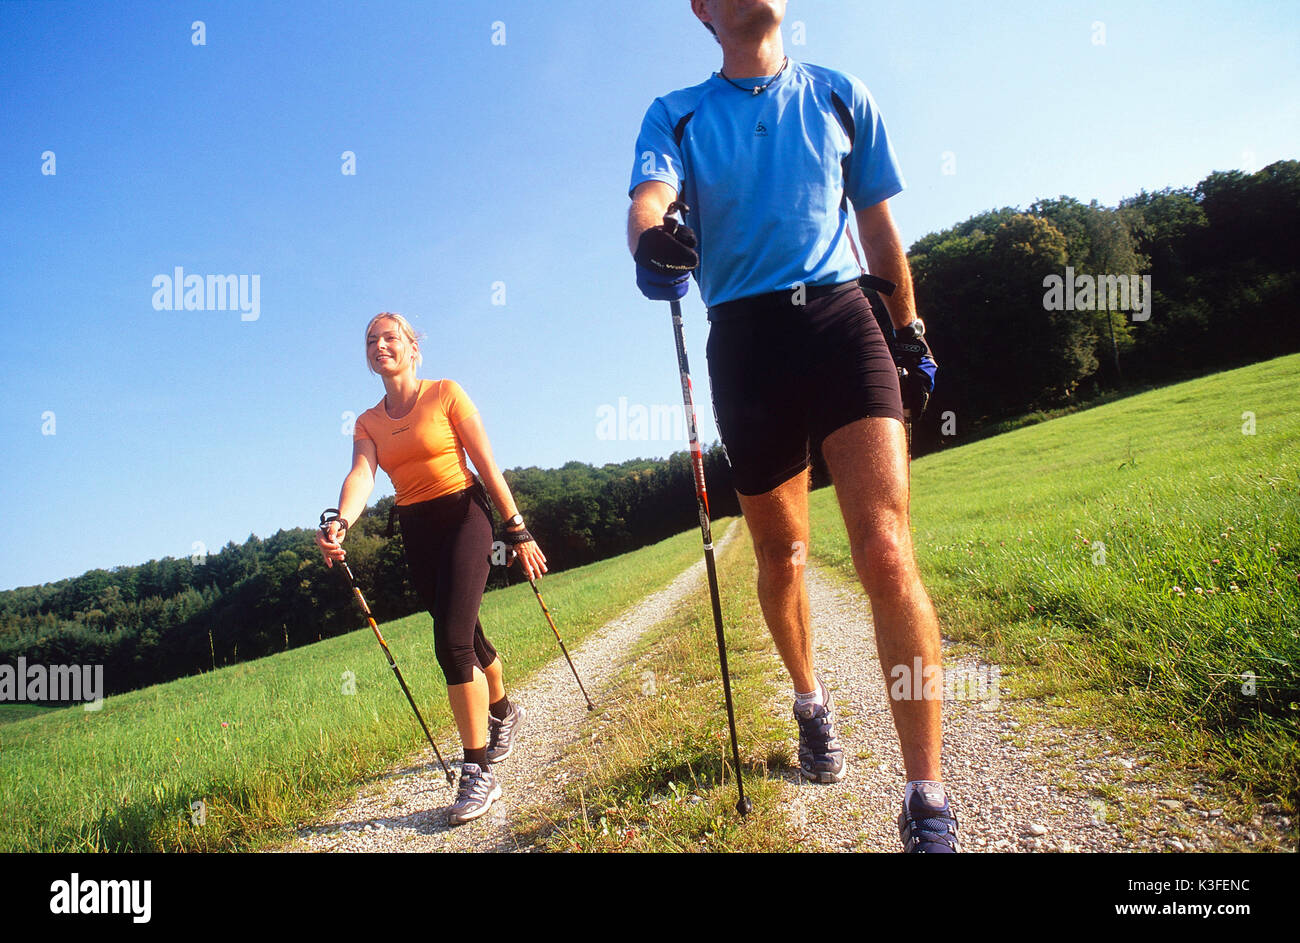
[{"left": 353, "top": 379, "right": 479, "bottom": 505}]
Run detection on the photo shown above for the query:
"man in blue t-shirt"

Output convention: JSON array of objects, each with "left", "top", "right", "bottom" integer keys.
[{"left": 627, "top": 0, "right": 957, "bottom": 853}]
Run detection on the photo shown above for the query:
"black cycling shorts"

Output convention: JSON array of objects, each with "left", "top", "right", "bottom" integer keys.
[{"left": 705, "top": 281, "right": 904, "bottom": 496}]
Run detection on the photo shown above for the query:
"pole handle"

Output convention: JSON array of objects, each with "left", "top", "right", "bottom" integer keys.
[{"left": 319, "top": 508, "right": 348, "bottom": 537}]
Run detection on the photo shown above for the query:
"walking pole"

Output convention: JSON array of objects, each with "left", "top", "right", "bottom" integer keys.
[
  {"left": 661, "top": 202, "right": 751, "bottom": 816},
  {"left": 319, "top": 509, "right": 455, "bottom": 785},
  {"left": 861, "top": 272, "right": 914, "bottom": 461},
  {"left": 519, "top": 564, "right": 595, "bottom": 711},
  {"left": 900, "top": 376, "right": 914, "bottom": 463},
  {"left": 484, "top": 473, "right": 595, "bottom": 710}
]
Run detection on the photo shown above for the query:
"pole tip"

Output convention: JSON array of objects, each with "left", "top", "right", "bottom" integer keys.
[
  {"left": 445, "top": 771, "right": 456, "bottom": 785},
  {"left": 737, "top": 797, "right": 753, "bottom": 816}
]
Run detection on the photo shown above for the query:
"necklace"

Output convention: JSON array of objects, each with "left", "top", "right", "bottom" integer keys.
[{"left": 717, "top": 56, "right": 789, "bottom": 96}]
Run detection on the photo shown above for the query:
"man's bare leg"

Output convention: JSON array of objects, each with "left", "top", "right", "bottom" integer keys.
[
  {"left": 736, "top": 469, "right": 815, "bottom": 694},
  {"left": 821, "top": 416, "right": 942, "bottom": 783}
]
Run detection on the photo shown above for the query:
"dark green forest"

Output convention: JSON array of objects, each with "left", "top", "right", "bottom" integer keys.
[
  {"left": 4, "top": 161, "right": 1297, "bottom": 698},
  {"left": 0, "top": 449, "right": 740, "bottom": 697},
  {"left": 910, "top": 161, "right": 1300, "bottom": 450}
]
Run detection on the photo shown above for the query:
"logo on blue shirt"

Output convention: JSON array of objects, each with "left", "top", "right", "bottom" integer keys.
[{"left": 630, "top": 61, "right": 907, "bottom": 309}]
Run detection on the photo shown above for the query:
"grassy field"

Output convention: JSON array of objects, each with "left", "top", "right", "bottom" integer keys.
[
  {"left": 812, "top": 353, "right": 1300, "bottom": 814},
  {"left": 0, "top": 704, "right": 61, "bottom": 726},
  {"left": 538, "top": 354, "right": 1298, "bottom": 851},
  {"left": 4, "top": 356, "right": 1295, "bottom": 854},
  {"left": 0, "top": 528, "right": 705, "bottom": 852}
]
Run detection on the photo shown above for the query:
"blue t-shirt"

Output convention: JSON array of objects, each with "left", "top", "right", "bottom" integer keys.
[{"left": 629, "top": 60, "right": 905, "bottom": 311}]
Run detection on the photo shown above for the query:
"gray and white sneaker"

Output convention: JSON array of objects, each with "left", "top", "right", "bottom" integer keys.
[
  {"left": 794, "top": 680, "right": 846, "bottom": 783},
  {"left": 487, "top": 702, "right": 527, "bottom": 764},
  {"left": 447, "top": 763, "right": 501, "bottom": 826}
]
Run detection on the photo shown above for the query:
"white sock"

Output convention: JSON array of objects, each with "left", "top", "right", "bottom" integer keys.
[
  {"left": 794, "top": 680, "right": 825, "bottom": 710},
  {"left": 906, "top": 780, "right": 946, "bottom": 807}
]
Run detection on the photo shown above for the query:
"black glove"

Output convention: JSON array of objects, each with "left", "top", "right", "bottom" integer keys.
[
  {"left": 891, "top": 319, "right": 937, "bottom": 417},
  {"left": 498, "top": 526, "right": 535, "bottom": 546},
  {"left": 858, "top": 275, "right": 937, "bottom": 418},
  {"left": 634, "top": 208, "right": 699, "bottom": 301},
  {"left": 635, "top": 214, "right": 698, "bottom": 274}
]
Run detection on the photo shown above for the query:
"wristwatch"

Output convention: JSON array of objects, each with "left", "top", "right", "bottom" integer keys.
[
  {"left": 896, "top": 318, "right": 925, "bottom": 340},
  {"left": 504, "top": 513, "right": 524, "bottom": 529}
]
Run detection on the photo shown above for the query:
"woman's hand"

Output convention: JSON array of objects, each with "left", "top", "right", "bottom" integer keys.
[
  {"left": 510, "top": 534, "right": 548, "bottom": 581},
  {"left": 315, "top": 521, "right": 347, "bottom": 568}
]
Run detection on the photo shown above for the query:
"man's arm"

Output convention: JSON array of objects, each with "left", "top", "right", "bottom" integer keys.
[
  {"left": 628, "top": 180, "right": 678, "bottom": 255},
  {"left": 856, "top": 199, "right": 917, "bottom": 330}
]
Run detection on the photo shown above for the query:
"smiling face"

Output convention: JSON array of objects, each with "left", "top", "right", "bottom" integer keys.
[{"left": 365, "top": 313, "right": 421, "bottom": 376}]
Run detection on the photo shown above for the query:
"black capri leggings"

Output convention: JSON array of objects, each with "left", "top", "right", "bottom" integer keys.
[{"left": 397, "top": 487, "right": 498, "bottom": 686}]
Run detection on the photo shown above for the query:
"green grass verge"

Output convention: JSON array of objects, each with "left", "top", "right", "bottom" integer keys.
[
  {"left": 0, "top": 529, "right": 705, "bottom": 852},
  {"left": 811, "top": 353, "right": 1300, "bottom": 817},
  {"left": 529, "top": 520, "right": 805, "bottom": 852},
  {"left": 0, "top": 704, "right": 64, "bottom": 726}
]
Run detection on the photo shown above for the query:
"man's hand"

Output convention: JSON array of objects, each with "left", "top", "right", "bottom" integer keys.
[
  {"left": 892, "top": 319, "right": 937, "bottom": 417},
  {"left": 633, "top": 214, "right": 699, "bottom": 301}
]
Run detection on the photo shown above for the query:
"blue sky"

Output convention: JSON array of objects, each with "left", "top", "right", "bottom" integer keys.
[{"left": 2, "top": 0, "right": 1298, "bottom": 590}]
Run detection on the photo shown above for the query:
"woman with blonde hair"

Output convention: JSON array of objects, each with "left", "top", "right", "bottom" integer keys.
[{"left": 316, "top": 312, "right": 546, "bottom": 826}]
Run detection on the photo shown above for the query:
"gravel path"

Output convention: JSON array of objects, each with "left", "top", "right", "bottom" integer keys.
[
  {"left": 278, "top": 523, "right": 739, "bottom": 854},
  {"left": 773, "top": 566, "right": 1292, "bottom": 852}
]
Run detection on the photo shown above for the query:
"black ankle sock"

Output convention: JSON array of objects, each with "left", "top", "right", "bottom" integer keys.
[
  {"left": 464, "top": 747, "right": 488, "bottom": 768},
  {"left": 489, "top": 696, "right": 512, "bottom": 721}
]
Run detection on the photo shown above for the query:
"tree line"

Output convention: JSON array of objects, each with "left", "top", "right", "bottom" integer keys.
[
  {"left": 909, "top": 161, "right": 1299, "bottom": 450},
  {"left": 0, "top": 449, "right": 739, "bottom": 698},
  {"left": 3, "top": 160, "right": 1296, "bottom": 697}
]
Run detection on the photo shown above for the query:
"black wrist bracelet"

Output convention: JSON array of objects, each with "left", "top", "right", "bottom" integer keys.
[{"left": 499, "top": 527, "right": 534, "bottom": 546}]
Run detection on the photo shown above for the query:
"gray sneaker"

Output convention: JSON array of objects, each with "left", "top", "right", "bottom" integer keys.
[
  {"left": 794, "top": 680, "right": 846, "bottom": 783},
  {"left": 899, "top": 786, "right": 960, "bottom": 853},
  {"left": 448, "top": 763, "right": 501, "bottom": 826},
  {"left": 487, "top": 703, "right": 527, "bottom": 764}
]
